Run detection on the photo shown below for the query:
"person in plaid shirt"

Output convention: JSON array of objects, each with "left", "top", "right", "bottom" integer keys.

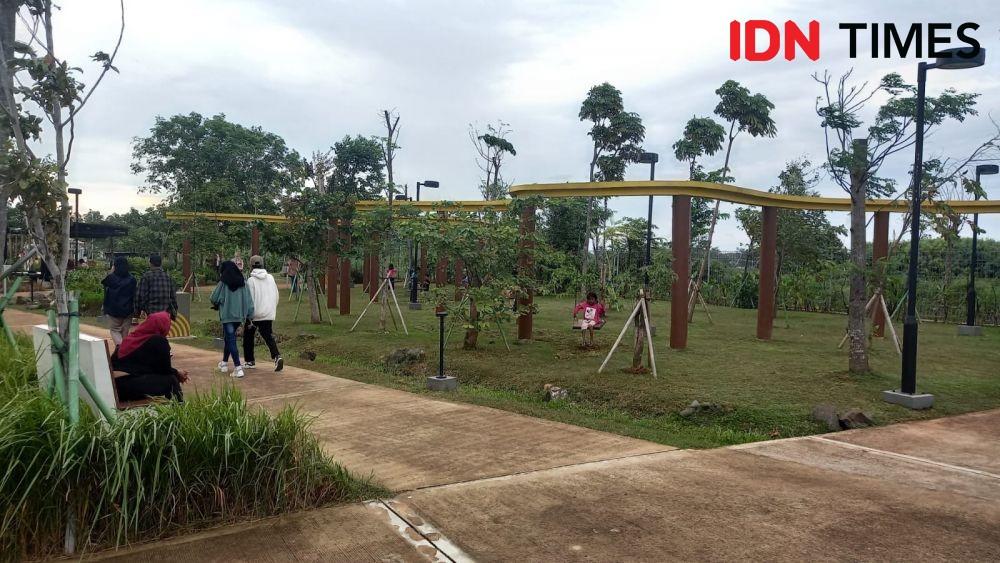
[{"left": 136, "top": 254, "right": 178, "bottom": 319}]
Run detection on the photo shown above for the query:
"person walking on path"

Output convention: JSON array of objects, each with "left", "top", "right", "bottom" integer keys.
[
  {"left": 102, "top": 256, "right": 137, "bottom": 346},
  {"left": 111, "top": 312, "right": 189, "bottom": 402},
  {"left": 136, "top": 254, "right": 178, "bottom": 319},
  {"left": 243, "top": 255, "right": 283, "bottom": 372},
  {"left": 211, "top": 260, "right": 254, "bottom": 378}
]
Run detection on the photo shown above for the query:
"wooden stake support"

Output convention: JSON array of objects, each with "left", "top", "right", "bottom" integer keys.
[
  {"left": 350, "top": 277, "right": 408, "bottom": 335},
  {"left": 838, "top": 290, "right": 900, "bottom": 356},
  {"left": 598, "top": 291, "right": 657, "bottom": 378}
]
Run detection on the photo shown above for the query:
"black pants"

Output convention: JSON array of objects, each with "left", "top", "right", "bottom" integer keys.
[
  {"left": 243, "top": 320, "right": 280, "bottom": 363},
  {"left": 115, "top": 373, "right": 183, "bottom": 402}
]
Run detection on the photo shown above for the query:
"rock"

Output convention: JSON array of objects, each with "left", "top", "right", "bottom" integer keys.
[
  {"left": 812, "top": 404, "right": 840, "bottom": 431},
  {"left": 15, "top": 296, "right": 28, "bottom": 305},
  {"left": 543, "top": 384, "right": 568, "bottom": 402},
  {"left": 679, "top": 400, "right": 722, "bottom": 417},
  {"left": 838, "top": 408, "right": 874, "bottom": 430},
  {"left": 385, "top": 348, "right": 426, "bottom": 367},
  {"left": 299, "top": 350, "right": 317, "bottom": 361}
]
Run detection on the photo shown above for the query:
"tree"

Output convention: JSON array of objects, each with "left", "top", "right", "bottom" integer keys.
[
  {"left": 470, "top": 121, "right": 516, "bottom": 200},
  {"left": 379, "top": 109, "right": 401, "bottom": 204},
  {"left": 0, "top": 0, "right": 124, "bottom": 325},
  {"left": 579, "top": 82, "right": 645, "bottom": 295},
  {"left": 689, "top": 80, "right": 777, "bottom": 321},
  {"left": 131, "top": 113, "right": 304, "bottom": 214},
  {"left": 329, "top": 135, "right": 385, "bottom": 200},
  {"left": 673, "top": 116, "right": 726, "bottom": 244},
  {"left": 814, "top": 69, "right": 980, "bottom": 373},
  {"left": 735, "top": 159, "right": 848, "bottom": 309}
]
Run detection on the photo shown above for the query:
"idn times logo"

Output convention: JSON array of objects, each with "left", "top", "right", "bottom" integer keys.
[{"left": 730, "top": 21, "right": 981, "bottom": 62}]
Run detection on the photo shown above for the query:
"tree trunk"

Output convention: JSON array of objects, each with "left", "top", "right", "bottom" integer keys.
[
  {"left": 463, "top": 297, "right": 479, "bottom": 349},
  {"left": 688, "top": 123, "right": 737, "bottom": 321},
  {"left": 847, "top": 138, "right": 869, "bottom": 374},
  {"left": 307, "top": 270, "right": 322, "bottom": 324}
]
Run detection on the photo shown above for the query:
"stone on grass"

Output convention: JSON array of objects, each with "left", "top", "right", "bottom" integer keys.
[
  {"left": 385, "top": 348, "right": 426, "bottom": 367},
  {"left": 812, "top": 404, "right": 841, "bottom": 431},
  {"left": 838, "top": 408, "right": 874, "bottom": 429},
  {"left": 543, "top": 384, "right": 569, "bottom": 402},
  {"left": 679, "top": 400, "right": 722, "bottom": 417},
  {"left": 299, "top": 350, "right": 317, "bottom": 361}
]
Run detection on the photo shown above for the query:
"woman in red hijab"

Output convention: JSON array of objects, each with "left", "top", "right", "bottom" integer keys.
[{"left": 111, "top": 312, "right": 189, "bottom": 401}]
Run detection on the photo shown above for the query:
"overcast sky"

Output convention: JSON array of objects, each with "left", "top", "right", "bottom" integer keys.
[{"left": 37, "top": 0, "right": 1000, "bottom": 250}]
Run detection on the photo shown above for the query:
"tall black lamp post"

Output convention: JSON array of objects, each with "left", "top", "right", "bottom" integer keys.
[
  {"left": 68, "top": 188, "right": 82, "bottom": 262},
  {"left": 638, "top": 152, "right": 658, "bottom": 291},
  {"left": 886, "top": 46, "right": 986, "bottom": 410},
  {"left": 409, "top": 180, "right": 439, "bottom": 309},
  {"left": 960, "top": 163, "right": 999, "bottom": 336}
]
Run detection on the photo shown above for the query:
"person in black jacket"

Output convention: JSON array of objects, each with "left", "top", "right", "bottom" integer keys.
[
  {"left": 102, "top": 256, "right": 137, "bottom": 345},
  {"left": 111, "top": 312, "right": 189, "bottom": 402}
]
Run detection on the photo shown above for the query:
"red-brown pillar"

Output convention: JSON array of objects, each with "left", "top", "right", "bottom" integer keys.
[
  {"left": 326, "top": 222, "right": 338, "bottom": 309},
  {"left": 517, "top": 204, "right": 536, "bottom": 340},
  {"left": 872, "top": 211, "right": 890, "bottom": 337},
  {"left": 670, "top": 196, "right": 691, "bottom": 349},
  {"left": 182, "top": 236, "right": 192, "bottom": 288},
  {"left": 251, "top": 225, "right": 260, "bottom": 257},
  {"left": 757, "top": 206, "right": 778, "bottom": 340},
  {"left": 339, "top": 224, "right": 351, "bottom": 315}
]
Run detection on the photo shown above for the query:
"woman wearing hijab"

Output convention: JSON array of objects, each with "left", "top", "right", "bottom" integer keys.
[
  {"left": 102, "top": 256, "right": 137, "bottom": 345},
  {"left": 111, "top": 312, "right": 188, "bottom": 401},
  {"left": 210, "top": 260, "right": 254, "bottom": 378}
]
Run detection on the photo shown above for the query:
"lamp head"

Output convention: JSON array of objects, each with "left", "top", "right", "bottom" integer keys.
[
  {"left": 933, "top": 47, "right": 986, "bottom": 70},
  {"left": 67, "top": 188, "right": 82, "bottom": 195},
  {"left": 976, "top": 164, "right": 999, "bottom": 176},
  {"left": 638, "top": 152, "right": 659, "bottom": 164},
  {"left": 421, "top": 180, "right": 440, "bottom": 188}
]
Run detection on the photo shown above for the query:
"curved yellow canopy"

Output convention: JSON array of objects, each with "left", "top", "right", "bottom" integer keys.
[{"left": 509, "top": 180, "right": 1000, "bottom": 214}]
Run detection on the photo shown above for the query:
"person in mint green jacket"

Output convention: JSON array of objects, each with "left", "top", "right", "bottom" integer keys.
[{"left": 210, "top": 260, "right": 254, "bottom": 378}]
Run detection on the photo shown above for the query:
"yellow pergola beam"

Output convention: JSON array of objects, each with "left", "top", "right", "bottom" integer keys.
[
  {"left": 165, "top": 211, "right": 289, "bottom": 223},
  {"left": 354, "top": 200, "right": 509, "bottom": 211},
  {"left": 509, "top": 180, "right": 1000, "bottom": 214}
]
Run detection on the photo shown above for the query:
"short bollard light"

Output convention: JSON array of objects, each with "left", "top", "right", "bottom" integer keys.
[{"left": 427, "top": 310, "right": 458, "bottom": 391}]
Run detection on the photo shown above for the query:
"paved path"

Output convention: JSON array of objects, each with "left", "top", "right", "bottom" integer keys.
[{"left": 9, "top": 310, "right": 1000, "bottom": 561}]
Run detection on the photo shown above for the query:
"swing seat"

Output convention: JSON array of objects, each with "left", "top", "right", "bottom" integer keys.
[{"left": 572, "top": 320, "right": 604, "bottom": 330}]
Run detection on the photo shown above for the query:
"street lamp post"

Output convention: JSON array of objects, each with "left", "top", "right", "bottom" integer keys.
[
  {"left": 885, "top": 46, "right": 986, "bottom": 410},
  {"left": 409, "top": 180, "right": 439, "bottom": 309},
  {"left": 960, "top": 163, "right": 999, "bottom": 336},
  {"left": 68, "top": 188, "right": 82, "bottom": 262}
]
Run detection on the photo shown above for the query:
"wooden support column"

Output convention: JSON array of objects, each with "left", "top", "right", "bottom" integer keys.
[
  {"left": 517, "top": 204, "right": 536, "bottom": 341},
  {"left": 339, "top": 224, "right": 351, "bottom": 315},
  {"left": 182, "top": 236, "right": 192, "bottom": 288},
  {"left": 670, "top": 195, "right": 691, "bottom": 349},
  {"left": 251, "top": 225, "right": 260, "bottom": 256},
  {"left": 757, "top": 206, "right": 778, "bottom": 340},
  {"left": 326, "top": 222, "right": 338, "bottom": 309},
  {"left": 872, "top": 211, "right": 890, "bottom": 337}
]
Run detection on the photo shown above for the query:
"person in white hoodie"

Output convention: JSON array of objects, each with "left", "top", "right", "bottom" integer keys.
[{"left": 243, "top": 255, "right": 284, "bottom": 372}]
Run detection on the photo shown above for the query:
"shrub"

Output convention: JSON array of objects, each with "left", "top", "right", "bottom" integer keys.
[{"left": 0, "top": 338, "right": 385, "bottom": 560}]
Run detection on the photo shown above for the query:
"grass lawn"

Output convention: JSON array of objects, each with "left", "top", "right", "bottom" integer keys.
[{"left": 104, "top": 286, "right": 1000, "bottom": 448}]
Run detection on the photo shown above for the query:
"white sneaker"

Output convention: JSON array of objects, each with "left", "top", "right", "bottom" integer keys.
[
  {"left": 217, "top": 361, "right": 229, "bottom": 373},
  {"left": 274, "top": 357, "right": 284, "bottom": 372},
  {"left": 245, "top": 362, "right": 257, "bottom": 369},
  {"left": 232, "top": 366, "right": 245, "bottom": 379}
]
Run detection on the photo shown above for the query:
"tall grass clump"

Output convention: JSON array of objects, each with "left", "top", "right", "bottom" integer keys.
[{"left": 0, "top": 336, "right": 385, "bottom": 560}]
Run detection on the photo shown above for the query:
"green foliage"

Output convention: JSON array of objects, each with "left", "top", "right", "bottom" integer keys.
[
  {"left": 579, "top": 82, "right": 645, "bottom": 181},
  {"left": 0, "top": 340, "right": 384, "bottom": 560},
  {"left": 329, "top": 135, "right": 386, "bottom": 200},
  {"left": 131, "top": 113, "right": 306, "bottom": 213}
]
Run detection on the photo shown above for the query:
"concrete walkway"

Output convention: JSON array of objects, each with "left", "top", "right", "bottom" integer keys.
[{"left": 9, "top": 310, "right": 1000, "bottom": 561}]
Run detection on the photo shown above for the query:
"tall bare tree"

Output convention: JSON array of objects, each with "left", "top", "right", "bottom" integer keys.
[
  {"left": 0, "top": 0, "right": 124, "bottom": 327},
  {"left": 814, "top": 69, "right": 979, "bottom": 373},
  {"left": 470, "top": 120, "right": 516, "bottom": 199}
]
